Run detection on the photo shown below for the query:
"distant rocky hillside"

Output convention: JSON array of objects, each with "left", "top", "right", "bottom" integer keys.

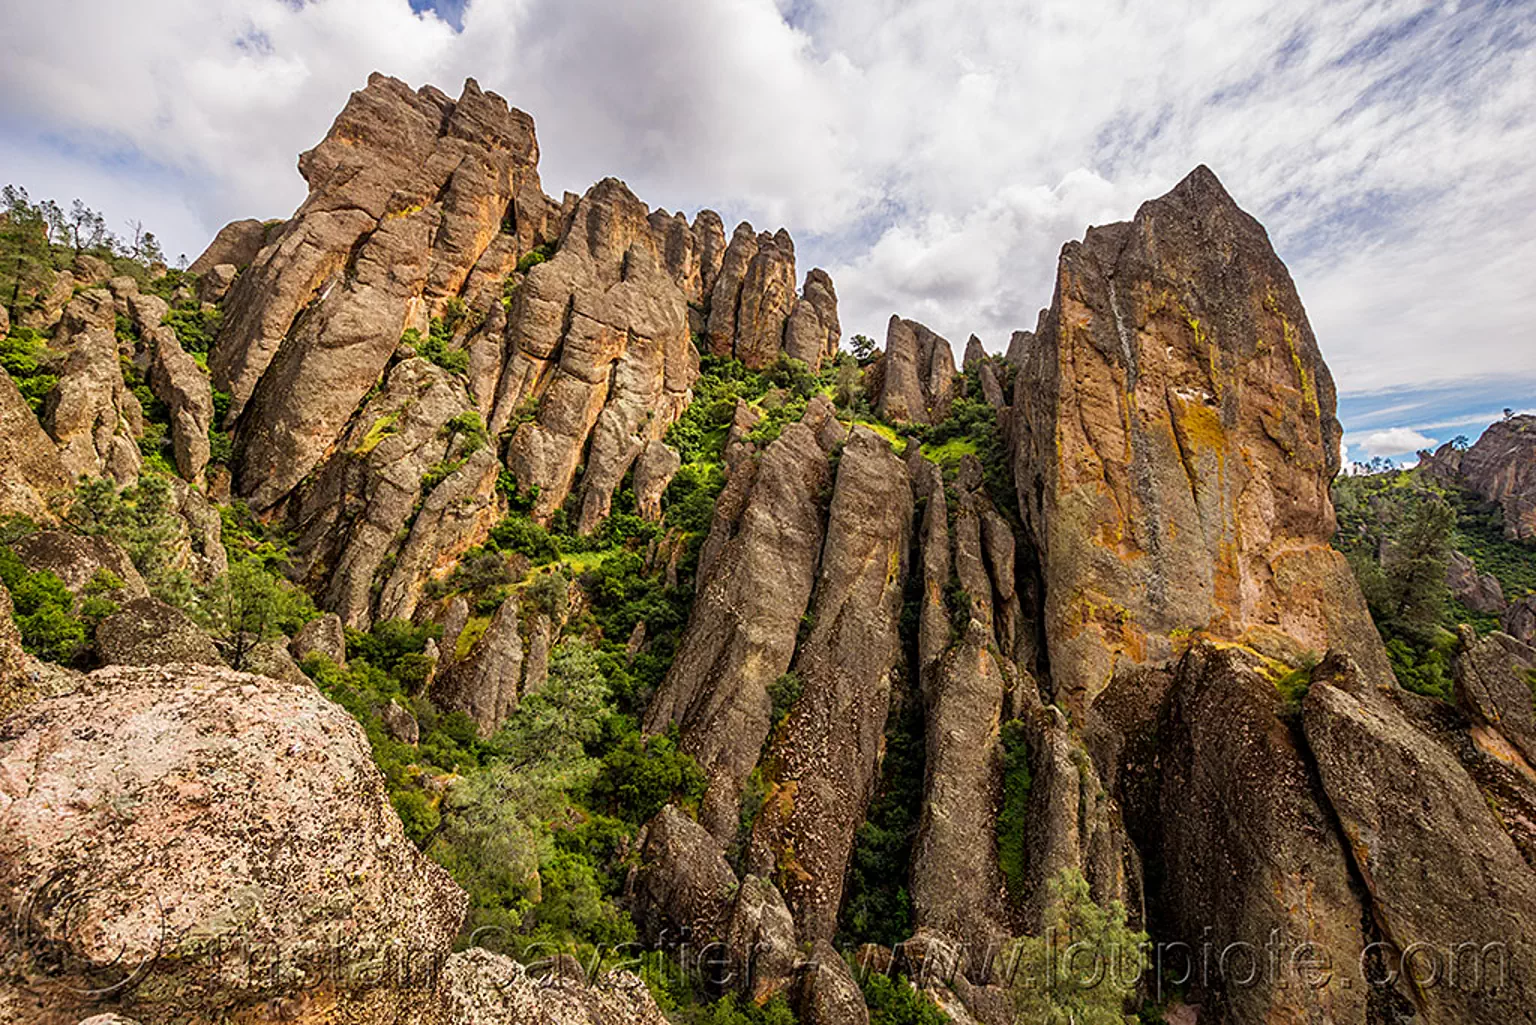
[{"left": 3, "top": 75, "right": 1536, "bottom": 1025}]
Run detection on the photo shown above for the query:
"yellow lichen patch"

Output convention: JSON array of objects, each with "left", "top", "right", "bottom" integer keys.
[
  {"left": 1175, "top": 400, "right": 1227, "bottom": 453},
  {"left": 383, "top": 202, "right": 425, "bottom": 222},
  {"left": 455, "top": 615, "right": 492, "bottom": 660},
  {"left": 354, "top": 412, "right": 399, "bottom": 455}
]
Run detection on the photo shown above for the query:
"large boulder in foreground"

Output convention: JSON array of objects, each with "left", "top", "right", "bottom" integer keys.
[{"left": 0, "top": 664, "right": 467, "bottom": 1024}]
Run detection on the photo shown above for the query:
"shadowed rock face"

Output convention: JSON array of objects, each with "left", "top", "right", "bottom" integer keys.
[
  {"left": 1151, "top": 646, "right": 1371, "bottom": 1024},
  {"left": 287, "top": 357, "right": 491, "bottom": 629},
  {"left": 644, "top": 400, "right": 839, "bottom": 842},
  {"left": 0, "top": 368, "right": 70, "bottom": 522},
  {"left": 748, "top": 426, "right": 913, "bottom": 941},
  {"left": 1304, "top": 654, "right": 1536, "bottom": 1025},
  {"left": 1012, "top": 164, "right": 1386, "bottom": 711}
]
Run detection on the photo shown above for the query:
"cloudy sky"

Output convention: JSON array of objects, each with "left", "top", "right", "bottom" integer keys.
[{"left": 2, "top": 0, "right": 1532, "bottom": 462}]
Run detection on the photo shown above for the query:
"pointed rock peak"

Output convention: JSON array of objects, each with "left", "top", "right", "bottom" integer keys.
[
  {"left": 963, "top": 334, "right": 986, "bottom": 369},
  {"left": 1148, "top": 163, "right": 1244, "bottom": 221}
]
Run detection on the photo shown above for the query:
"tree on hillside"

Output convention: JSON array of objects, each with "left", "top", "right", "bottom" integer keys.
[
  {"left": 1380, "top": 493, "right": 1456, "bottom": 643},
  {"left": 1, "top": 185, "right": 56, "bottom": 318},
  {"left": 64, "top": 199, "right": 114, "bottom": 256},
  {"left": 1002, "top": 869, "right": 1148, "bottom": 1025}
]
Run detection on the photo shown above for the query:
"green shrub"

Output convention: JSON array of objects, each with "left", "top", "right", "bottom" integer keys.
[
  {"left": 0, "top": 546, "right": 86, "bottom": 663},
  {"left": 586, "top": 727, "right": 707, "bottom": 825},
  {"left": 996, "top": 719, "right": 1032, "bottom": 904},
  {"left": 860, "top": 972, "right": 950, "bottom": 1025},
  {"left": 839, "top": 697, "right": 926, "bottom": 948},
  {"left": 767, "top": 672, "right": 803, "bottom": 729},
  {"left": 0, "top": 326, "right": 59, "bottom": 414},
  {"left": 392, "top": 789, "right": 441, "bottom": 845},
  {"left": 516, "top": 243, "right": 555, "bottom": 273},
  {"left": 162, "top": 301, "right": 221, "bottom": 354},
  {"left": 1004, "top": 869, "right": 1148, "bottom": 1025}
]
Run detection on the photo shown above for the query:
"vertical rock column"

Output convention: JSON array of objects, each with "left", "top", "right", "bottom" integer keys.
[{"left": 747, "top": 427, "right": 913, "bottom": 941}]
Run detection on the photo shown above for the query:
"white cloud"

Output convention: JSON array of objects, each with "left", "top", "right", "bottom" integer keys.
[
  {"left": 2, "top": 0, "right": 1532, "bottom": 402},
  {"left": 1353, "top": 427, "right": 1439, "bottom": 458}
]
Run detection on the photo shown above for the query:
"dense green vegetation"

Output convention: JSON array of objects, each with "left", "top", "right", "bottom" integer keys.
[
  {"left": 1332, "top": 463, "right": 1536, "bottom": 700},
  {"left": 1004, "top": 869, "right": 1148, "bottom": 1025},
  {"left": 995, "top": 718, "right": 1033, "bottom": 904},
  {"left": 859, "top": 971, "right": 950, "bottom": 1025},
  {"left": 838, "top": 694, "right": 926, "bottom": 948}
]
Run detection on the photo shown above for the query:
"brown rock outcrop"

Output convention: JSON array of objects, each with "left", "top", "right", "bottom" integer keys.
[
  {"left": 1453, "top": 626, "right": 1536, "bottom": 766},
  {"left": 798, "top": 940, "right": 870, "bottom": 1025},
  {"left": 291, "top": 611, "right": 346, "bottom": 666},
  {"left": 42, "top": 290, "right": 142, "bottom": 485},
  {"left": 1505, "top": 594, "right": 1536, "bottom": 645},
  {"left": 633, "top": 439, "right": 681, "bottom": 522},
  {"left": 1152, "top": 646, "right": 1370, "bottom": 1023},
  {"left": 0, "top": 368, "right": 70, "bottom": 521},
  {"left": 196, "top": 263, "right": 238, "bottom": 304},
  {"left": 871, "top": 316, "right": 955, "bottom": 425},
  {"left": 147, "top": 325, "right": 214, "bottom": 481},
  {"left": 1011, "top": 165, "right": 1387, "bottom": 711},
  {"left": 1448, "top": 550, "right": 1507, "bottom": 615},
  {"left": 218, "top": 76, "right": 545, "bottom": 509},
  {"left": 0, "top": 663, "right": 466, "bottom": 1024},
  {"left": 748, "top": 427, "right": 912, "bottom": 941},
  {"left": 1456, "top": 415, "right": 1536, "bottom": 540},
  {"left": 376, "top": 446, "right": 505, "bottom": 623},
  {"left": 908, "top": 458, "right": 1026, "bottom": 967},
  {"left": 631, "top": 805, "right": 738, "bottom": 946},
  {"left": 1304, "top": 653, "right": 1536, "bottom": 1024},
  {"left": 705, "top": 223, "right": 836, "bottom": 370},
  {"left": 723, "top": 875, "right": 799, "bottom": 1002},
  {"left": 287, "top": 358, "right": 483, "bottom": 628},
  {"left": 644, "top": 401, "right": 837, "bottom": 841},
  {"left": 493, "top": 178, "right": 697, "bottom": 524},
  {"left": 190, "top": 218, "right": 271, "bottom": 275},
  {"left": 436, "top": 948, "right": 669, "bottom": 1025},
  {"left": 433, "top": 594, "right": 523, "bottom": 736},
  {"left": 783, "top": 269, "right": 840, "bottom": 371},
  {"left": 9, "top": 531, "right": 147, "bottom": 601},
  {"left": 94, "top": 597, "right": 223, "bottom": 667}
]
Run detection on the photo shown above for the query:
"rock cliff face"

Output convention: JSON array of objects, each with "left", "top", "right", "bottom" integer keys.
[
  {"left": 1012, "top": 165, "right": 1385, "bottom": 711},
  {"left": 7, "top": 76, "right": 1536, "bottom": 1025},
  {"left": 644, "top": 398, "right": 839, "bottom": 841},
  {"left": 1428, "top": 416, "right": 1536, "bottom": 540},
  {"left": 747, "top": 427, "right": 912, "bottom": 942},
  {"left": 869, "top": 316, "right": 955, "bottom": 425},
  {"left": 0, "top": 368, "right": 70, "bottom": 521}
]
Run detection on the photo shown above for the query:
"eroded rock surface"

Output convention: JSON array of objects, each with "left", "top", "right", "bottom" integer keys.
[
  {"left": 748, "top": 427, "right": 913, "bottom": 941},
  {"left": 644, "top": 400, "right": 837, "bottom": 841},
  {"left": 1011, "top": 165, "right": 1386, "bottom": 711},
  {"left": 870, "top": 316, "right": 955, "bottom": 425},
  {"left": 0, "top": 369, "right": 70, "bottom": 521},
  {"left": 43, "top": 290, "right": 142, "bottom": 485},
  {"left": 0, "top": 664, "right": 467, "bottom": 1023},
  {"left": 1457, "top": 415, "right": 1536, "bottom": 540}
]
